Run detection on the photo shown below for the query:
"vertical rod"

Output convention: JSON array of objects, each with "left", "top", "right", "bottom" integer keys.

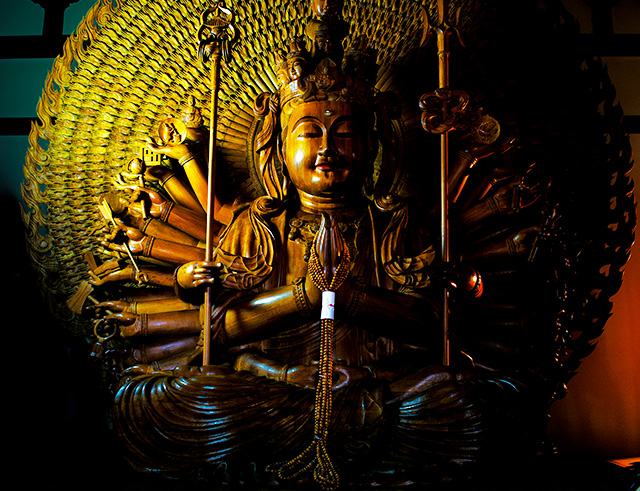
[
  {"left": 35, "top": 0, "right": 73, "bottom": 38},
  {"left": 441, "top": 131, "right": 450, "bottom": 366},
  {"left": 202, "top": 48, "right": 222, "bottom": 366},
  {"left": 437, "top": 4, "right": 451, "bottom": 366}
]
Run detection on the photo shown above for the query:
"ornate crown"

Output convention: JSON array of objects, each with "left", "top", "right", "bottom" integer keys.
[
  {"left": 275, "top": 0, "right": 378, "bottom": 120},
  {"left": 252, "top": 0, "right": 394, "bottom": 202}
]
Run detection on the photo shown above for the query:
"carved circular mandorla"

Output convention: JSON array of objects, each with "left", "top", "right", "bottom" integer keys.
[
  {"left": 19, "top": 0, "right": 636, "bottom": 407},
  {"left": 22, "top": 0, "right": 451, "bottom": 333},
  {"left": 19, "top": 4, "right": 638, "bottom": 481}
]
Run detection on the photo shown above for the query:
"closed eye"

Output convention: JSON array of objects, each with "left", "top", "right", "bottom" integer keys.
[
  {"left": 332, "top": 119, "right": 354, "bottom": 138},
  {"left": 294, "top": 121, "right": 323, "bottom": 139},
  {"left": 298, "top": 131, "right": 323, "bottom": 138}
]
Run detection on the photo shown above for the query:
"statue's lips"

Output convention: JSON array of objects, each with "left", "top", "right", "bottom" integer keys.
[{"left": 314, "top": 158, "right": 344, "bottom": 172}]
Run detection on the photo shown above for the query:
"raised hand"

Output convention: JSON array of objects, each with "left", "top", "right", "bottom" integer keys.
[
  {"left": 145, "top": 116, "right": 194, "bottom": 162},
  {"left": 146, "top": 136, "right": 192, "bottom": 162}
]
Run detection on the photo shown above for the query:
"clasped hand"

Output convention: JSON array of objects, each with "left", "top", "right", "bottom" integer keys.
[{"left": 176, "top": 261, "right": 223, "bottom": 289}]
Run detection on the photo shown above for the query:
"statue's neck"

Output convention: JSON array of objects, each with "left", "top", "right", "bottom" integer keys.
[{"left": 297, "top": 189, "right": 362, "bottom": 215}]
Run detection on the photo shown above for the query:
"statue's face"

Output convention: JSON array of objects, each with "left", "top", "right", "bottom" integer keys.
[
  {"left": 287, "top": 57, "right": 304, "bottom": 81},
  {"left": 282, "top": 100, "right": 370, "bottom": 197}
]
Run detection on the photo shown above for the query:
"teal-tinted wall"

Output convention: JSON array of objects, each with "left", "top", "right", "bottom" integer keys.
[{"left": 0, "top": 0, "right": 93, "bottom": 198}]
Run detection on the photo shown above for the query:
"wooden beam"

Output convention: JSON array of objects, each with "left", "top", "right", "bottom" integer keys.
[
  {"left": 0, "top": 118, "right": 35, "bottom": 136},
  {"left": 0, "top": 35, "right": 67, "bottom": 59},
  {"left": 32, "top": 0, "right": 79, "bottom": 37}
]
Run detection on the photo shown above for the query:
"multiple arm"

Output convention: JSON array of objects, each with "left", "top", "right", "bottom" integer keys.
[{"left": 175, "top": 260, "right": 436, "bottom": 347}]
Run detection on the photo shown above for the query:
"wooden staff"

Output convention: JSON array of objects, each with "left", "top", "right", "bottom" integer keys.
[
  {"left": 421, "top": 0, "right": 462, "bottom": 366},
  {"left": 197, "top": 2, "right": 236, "bottom": 365},
  {"left": 436, "top": 0, "right": 452, "bottom": 367}
]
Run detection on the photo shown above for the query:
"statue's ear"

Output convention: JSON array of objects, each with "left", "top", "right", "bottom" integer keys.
[
  {"left": 277, "top": 133, "right": 286, "bottom": 172},
  {"left": 362, "top": 125, "right": 377, "bottom": 198},
  {"left": 367, "top": 122, "right": 378, "bottom": 165},
  {"left": 253, "top": 92, "right": 286, "bottom": 201},
  {"left": 371, "top": 92, "right": 404, "bottom": 200},
  {"left": 277, "top": 134, "right": 289, "bottom": 199}
]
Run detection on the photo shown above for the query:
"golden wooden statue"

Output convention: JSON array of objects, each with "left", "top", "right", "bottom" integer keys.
[{"left": 22, "top": 0, "right": 636, "bottom": 488}]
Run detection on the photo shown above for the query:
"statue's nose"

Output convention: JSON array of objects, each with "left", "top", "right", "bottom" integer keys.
[{"left": 318, "top": 136, "right": 336, "bottom": 156}]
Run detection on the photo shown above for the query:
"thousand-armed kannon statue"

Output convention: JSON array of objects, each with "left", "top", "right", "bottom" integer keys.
[{"left": 21, "top": 0, "right": 636, "bottom": 489}]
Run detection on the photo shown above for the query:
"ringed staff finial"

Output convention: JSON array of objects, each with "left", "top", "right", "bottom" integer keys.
[
  {"left": 198, "top": 2, "right": 237, "bottom": 65},
  {"left": 197, "top": 1, "right": 237, "bottom": 366}
]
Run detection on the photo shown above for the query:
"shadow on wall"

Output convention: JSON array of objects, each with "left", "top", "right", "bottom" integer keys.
[
  {"left": 549, "top": 217, "right": 640, "bottom": 460},
  {"left": 548, "top": 137, "right": 640, "bottom": 463}
]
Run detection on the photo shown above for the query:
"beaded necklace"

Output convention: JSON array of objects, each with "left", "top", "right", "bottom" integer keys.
[{"left": 271, "top": 231, "right": 352, "bottom": 490}]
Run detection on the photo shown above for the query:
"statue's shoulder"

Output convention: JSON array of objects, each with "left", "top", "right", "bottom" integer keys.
[
  {"left": 215, "top": 196, "right": 288, "bottom": 290},
  {"left": 369, "top": 200, "right": 437, "bottom": 290}
]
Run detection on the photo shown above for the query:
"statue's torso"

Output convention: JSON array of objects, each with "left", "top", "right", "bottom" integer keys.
[{"left": 229, "top": 206, "right": 400, "bottom": 367}]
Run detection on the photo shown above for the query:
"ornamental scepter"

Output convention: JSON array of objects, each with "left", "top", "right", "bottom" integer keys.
[
  {"left": 420, "top": 0, "right": 465, "bottom": 367},
  {"left": 420, "top": 0, "right": 493, "bottom": 366},
  {"left": 197, "top": 2, "right": 237, "bottom": 366}
]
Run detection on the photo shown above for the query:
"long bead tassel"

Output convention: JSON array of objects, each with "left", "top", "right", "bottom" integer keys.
[{"left": 270, "top": 246, "right": 350, "bottom": 490}]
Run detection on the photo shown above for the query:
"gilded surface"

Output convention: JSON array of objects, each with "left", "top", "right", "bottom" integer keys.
[
  {"left": 22, "top": 0, "right": 441, "bottom": 330},
  {"left": 22, "top": 0, "right": 636, "bottom": 488}
]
